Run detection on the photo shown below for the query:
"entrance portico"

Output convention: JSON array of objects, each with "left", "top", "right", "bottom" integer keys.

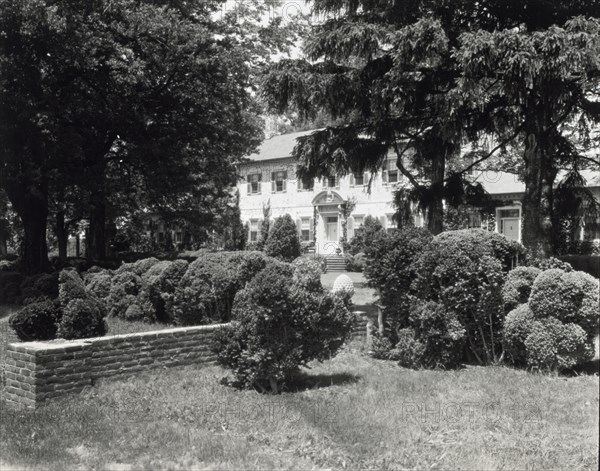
[{"left": 312, "top": 190, "right": 346, "bottom": 255}]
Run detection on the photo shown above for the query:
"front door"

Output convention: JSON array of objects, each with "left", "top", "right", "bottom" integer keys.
[
  {"left": 326, "top": 216, "right": 339, "bottom": 241},
  {"left": 501, "top": 218, "right": 519, "bottom": 241}
]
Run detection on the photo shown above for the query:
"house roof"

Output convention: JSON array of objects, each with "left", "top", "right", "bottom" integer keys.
[
  {"left": 475, "top": 169, "right": 600, "bottom": 195},
  {"left": 246, "top": 130, "right": 316, "bottom": 162}
]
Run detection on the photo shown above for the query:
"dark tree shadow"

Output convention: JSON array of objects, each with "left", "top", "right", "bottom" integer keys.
[
  {"left": 281, "top": 371, "right": 361, "bottom": 392},
  {"left": 563, "top": 359, "right": 599, "bottom": 377}
]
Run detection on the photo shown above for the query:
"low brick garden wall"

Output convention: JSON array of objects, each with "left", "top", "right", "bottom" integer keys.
[
  {"left": 3, "top": 311, "right": 372, "bottom": 409},
  {"left": 3, "top": 324, "right": 227, "bottom": 409}
]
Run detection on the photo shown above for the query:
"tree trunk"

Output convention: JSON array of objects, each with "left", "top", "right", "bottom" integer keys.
[
  {"left": 521, "top": 130, "right": 555, "bottom": 258},
  {"left": 56, "top": 209, "right": 68, "bottom": 261},
  {"left": 87, "top": 191, "right": 107, "bottom": 261},
  {"left": 426, "top": 149, "right": 446, "bottom": 235},
  {"left": 4, "top": 175, "right": 50, "bottom": 274},
  {"left": 0, "top": 221, "right": 7, "bottom": 256}
]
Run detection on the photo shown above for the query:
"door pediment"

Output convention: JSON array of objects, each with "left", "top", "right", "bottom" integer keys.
[{"left": 312, "top": 190, "right": 345, "bottom": 206}]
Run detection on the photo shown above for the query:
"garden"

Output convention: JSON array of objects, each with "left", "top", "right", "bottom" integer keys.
[{"left": 1, "top": 214, "right": 599, "bottom": 470}]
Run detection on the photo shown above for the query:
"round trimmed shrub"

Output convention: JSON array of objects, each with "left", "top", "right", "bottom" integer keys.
[
  {"left": 502, "top": 266, "right": 541, "bottom": 312},
  {"left": 58, "top": 269, "right": 88, "bottom": 306},
  {"left": 19, "top": 273, "right": 59, "bottom": 304},
  {"left": 57, "top": 297, "right": 107, "bottom": 340},
  {"left": 212, "top": 261, "right": 354, "bottom": 392},
  {"left": 85, "top": 272, "right": 113, "bottom": 301},
  {"left": 529, "top": 269, "right": 599, "bottom": 337},
  {"left": 9, "top": 299, "right": 62, "bottom": 341},
  {"left": 264, "top": 214, "right": 301, "bottom": 262},
  {"left": 524, "top": 318, "right": 593, "bottom": 371},
  {"left": 532, "top": 257, "right": 573, "bottom": 272},
  {"left": 503, "top": 304, "right": 536, "bottom": 365}
]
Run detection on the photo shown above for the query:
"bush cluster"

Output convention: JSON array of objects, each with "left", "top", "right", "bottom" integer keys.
[
  {"left": 344, "top": 215, "right": 384, "bottom": 255},
  {"left": 212, "top": 261, "right": 354, "bottom": 392},
  {"left": 19, "top": 273, "right": 59, "bottom": 304},
  {"left": 9, "top": 299, "right": 61, "bottom": 341},
  {"left": 503, "top": 268, "right": 598, "bottom": 371},
  {"left": 344, "top": 252, "right": 366, "bottom": 272},
  {"left": 0, "top": 271, "right": 24, "bottom": 304}
]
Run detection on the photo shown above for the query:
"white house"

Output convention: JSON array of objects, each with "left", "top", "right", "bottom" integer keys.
[{"left": 237, "top": 130, "right": 600, "bottom": 254}]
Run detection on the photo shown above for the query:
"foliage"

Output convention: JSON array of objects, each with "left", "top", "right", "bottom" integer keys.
[
  {"left": 294, "top": 253, "right": 327, "bottom": 273},
  {"left": 57, "top": 269, "right": 107, "bottom": 339},
  {"left": 528, "top": 269, "right": 599, "bottom": 337},
  {"left": 0, "top": 271, "right": 23, "bottom": 304},
  {"left": 404, "top": 301, "right": 466, "bottom": 369},
  {"left": 524, "top": 318, "right": 593, "bottom": 371},
  {"left": 291, "top": 257, "right": 324, "bottom": 292},
  {"left": 389, "top": 328, "right": 426, "bottom": 368},
  {"left": 502, "top": 266, "right": 541, "bottom": 312},
  {"left": 9, "top": 299, "right": 61, "bottom": 341},
  {"left": 264, "top": 214, "right": 301, "bottom": 262},
  {"left": 106, "top": 271, "right": 154, "bottom": 322},
  {"left": 413, "top": 230, "right": 506, "bottom": 364},
  {"left": 19, "top": 273, "right": 59, "bottom": 304},
  {"left": 141, "top": 259, "right": 189, "bottom": 323},
  {"left": 344, "top": 252, "right": 366, "bottom": 272},
  {"left": 531, "top": 257, "right": 573, "bottom": 272},
  {"left": 115, "top": 258, "right": 161, "bottom": 277},
  {"left": 503, "top": 304, "right": 536, "bottom": 365},
  {"left": 345, "top": 216, "right": 384, "bottom": 256},
  {"left": 363, "top": 227, "right": 433, "bottom": 338},
  {"left": 85, "top": 272, "right": 113, "bottom": 302},
  {"left": 212, "top": 261, "right": 354, "bottom": 392}
]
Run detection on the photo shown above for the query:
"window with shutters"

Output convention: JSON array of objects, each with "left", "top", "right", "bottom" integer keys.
[
  {"left": 468, "top": 212, "right": 482, "bottom": 228},
  {"left": 354, "top": 215, "right": 364, "bottom": 227},
  {"left": 350, "top": 172, "right": 367, "bottom": 187},
  {"left": 271, "top": 170, "right": 287, "bottom": 193},
  {"left": 383, "top": 158, "right": 399, "bottom": 184},
  {"left": 247, "top": 173, "right": 262, "bottom": 194},
  {"left": 249, "top": 220, "right": 259, "bottom": 242},
  {"left": 296, "top": 166, "right": 314, "bottom": 191},
  {"left": 300, "top": 218, "right": 311, "bottom": 241},
  {"left": 323, "top": 175, "right": 338, "bottom": 189}
]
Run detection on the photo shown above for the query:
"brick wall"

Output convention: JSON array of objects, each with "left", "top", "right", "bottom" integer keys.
[{"left": 3, "top": 324, "right": 227, "bottom": 409}]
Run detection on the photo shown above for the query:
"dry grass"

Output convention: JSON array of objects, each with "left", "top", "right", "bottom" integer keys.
[{"left": 0, "top": 343, "right": 598, "bottom": 471}]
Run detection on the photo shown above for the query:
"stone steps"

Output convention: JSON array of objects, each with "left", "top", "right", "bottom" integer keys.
[{"left": 326, "top": 256, "right": 346, "bottom": 272}]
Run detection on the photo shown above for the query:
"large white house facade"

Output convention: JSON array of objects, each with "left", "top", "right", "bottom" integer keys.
[{"left": 237, "top": 130, "right": 600, "bottom": 254}]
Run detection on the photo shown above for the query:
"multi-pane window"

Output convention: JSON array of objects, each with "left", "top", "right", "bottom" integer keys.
[
  {"left": 354, "top": 215, "right": 364, "bottom": 228},
  {"left": 250, "top": 220, "right": 259, "bottom": 242},
  {"left": 383, "top": 158, "right": 399, "bottom": 183},
  {"left": 323, "top": 176, "right": 338, "bottom": 189},
  {"left": 297, "top": 167, "right": 314, "bottom": 191},
  {"left": 247, "top": 173, "right": 262, "bottom": 194},
  {"left": 468, "top": 213, "right": 482, "bottom": 228},
  {"left": 583, "top": 214, "right": 600, "bottom": 240},
  {"left": 271, "top": 171, "right": 287, "bottom": 193},
  {"left": 350, "top": 172, "right": 368, "bottom": 186},
  {"left": 301, "top": 218, "right": 311, "bottom": 241}
]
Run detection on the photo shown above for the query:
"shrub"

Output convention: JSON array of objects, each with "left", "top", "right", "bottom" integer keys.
[
  {"left": 212, "top": 261, "right": 354, "bottom": 392},
  {"left": 85, "top": 272, "right": 113, "bottom": 301},
  {"left": 264, "top": 214, "right": 301, "bottom": 262},
  {"left": 502, "top": 266, "right": 541, "bottom": 312},
  {"left": 291, "top": 256, "right": 324, "bottom": 291},
  {"left": 364, "top": 227, "right": 433, "bottom": 338},
  {"left": 389, "top": 328, "right": 426, "bottom": 368},
  {"left": 106, "top": 271, "right": 154, "bottom": 322},
  {"left": 57, "top": 297, "right": 107, "bottom": 340},
  {"left": 57, "top": 269, "right": 107, "bottom": 339},
  {"left": 9, "top": 299, "right": 61, "bottom": 341},
  {"left": 369, "top": 330, "right": 396, "bottom": 360},
  {"left": 345, "top": 252, "right": 366, "bottom": 272},
  {"left": 532, "top": 257, "right": 573, "bottom": 272},
  {"left": 503, "top": 304, "right": 536, "bottom": 365},
  {"left": 345, "top": 215, "right": 384, "bottom": 255},
  {"left": 115, "top": 257, "right": 160, "bottom": 276},
  {"left": 524, "top": 318, "right": 593, "bottom": 371},
  {"left": 413, "top": 230, "right": 506, "bottom": 364},
  {"left": 19, "top": 272, "right": 59, "bottom": 304},
  {"left": 406, "top": 301, "right": 466, "bottom": 369},
  {"left": 0, "top": 271, "right": 23, "bottom": 304},
  {"left": 141, "top": 259, "right": 189, "bottom": 323},
  {"left": 528, "top": 269, "right": 599, "bottom": 337},
  {"left": 294, "top": 253, "right": 327, "bottom": 272}
]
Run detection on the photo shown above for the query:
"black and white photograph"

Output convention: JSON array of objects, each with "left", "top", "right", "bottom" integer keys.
[{"left": 0, "top": 1, "right": 599, "bottom": 469}]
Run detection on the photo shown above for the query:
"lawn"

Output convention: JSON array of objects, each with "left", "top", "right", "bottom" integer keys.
[{"left": 0, "top": 344, "right": 598, "bottom": 471}]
